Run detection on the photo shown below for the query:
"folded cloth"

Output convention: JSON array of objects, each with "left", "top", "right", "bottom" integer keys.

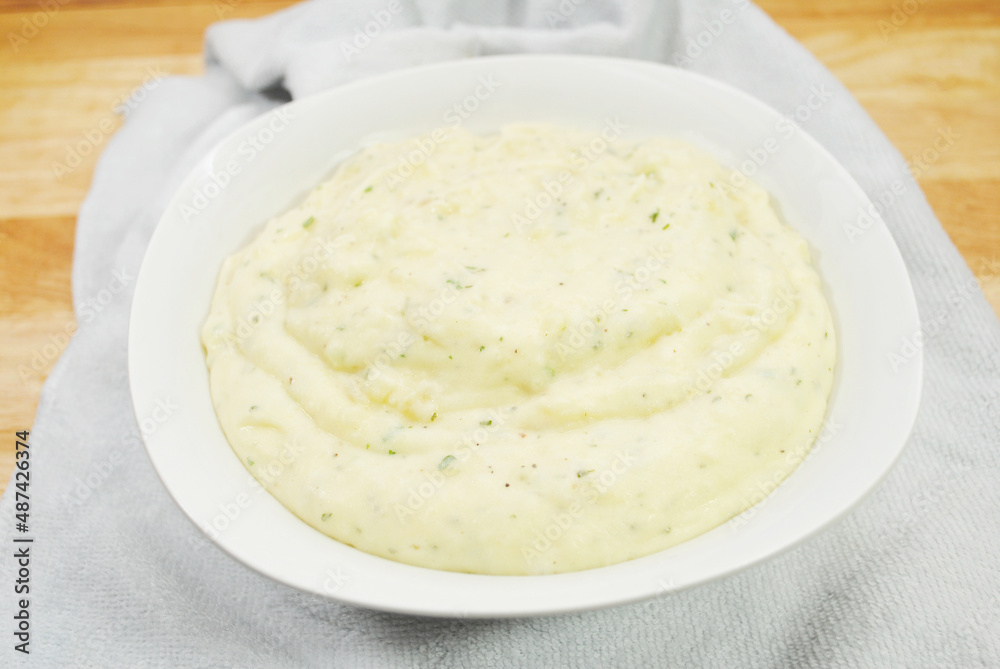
[{"left": 4, "top": 1, "right": 999, "bottom": 666}]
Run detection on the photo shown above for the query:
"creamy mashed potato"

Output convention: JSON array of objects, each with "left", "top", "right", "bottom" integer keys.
[{"left": 201, "top": 124, "right": 836, "bottom": 575}]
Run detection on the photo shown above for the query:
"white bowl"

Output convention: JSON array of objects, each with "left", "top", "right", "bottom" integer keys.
[{"left": 128, "top": 55, "right": 922, "bottom": 617}]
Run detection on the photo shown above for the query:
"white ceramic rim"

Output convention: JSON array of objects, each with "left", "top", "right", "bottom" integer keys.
[{"left": 128, "top": 54, "right": 923, "bottom": 618}]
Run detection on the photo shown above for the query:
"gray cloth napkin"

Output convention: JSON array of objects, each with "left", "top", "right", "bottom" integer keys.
[{"left": 4, "top": 0, "right": 999, "bottom": 666}]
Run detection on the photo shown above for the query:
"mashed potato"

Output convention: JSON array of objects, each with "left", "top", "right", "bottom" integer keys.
[{"left": 201, "top": 124, "right": 836, "bottom": 574}]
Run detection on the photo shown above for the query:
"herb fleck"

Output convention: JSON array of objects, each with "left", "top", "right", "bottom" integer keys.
[
  {"left": 388, "top": 450, "right": 396, "bottom": 455},
  {"left": 650, "top": 209, "right": 660, "bottom": 223},
  {"left": 438, "top": 455, "right": 456, "bottom": 470},
  {"left": 321, "top": 512, "right": 331, "bottom": 521},
  {"left": 577, "top": 469, "right": 595, "bottom": 478},
  {"left": 247, "top": 456, "right": 255, "bottom": 466},
  {"left": 364, "top": 185, "right": 373, "bottom": 193},
  {"left": 430, "top": 412, "right": 437, "bottom": 422},
  {"left": 302, "top": 216, "right": 315, "bottom": 228}
]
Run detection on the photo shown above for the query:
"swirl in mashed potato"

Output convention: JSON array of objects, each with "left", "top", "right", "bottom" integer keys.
[{"left": 201, "top": 124, "right": 836, "bottom": 575}]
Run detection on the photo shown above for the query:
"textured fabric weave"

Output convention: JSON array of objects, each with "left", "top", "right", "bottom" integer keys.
[{"left": 3, "top": 1, "right": 998, "bottom": 666}]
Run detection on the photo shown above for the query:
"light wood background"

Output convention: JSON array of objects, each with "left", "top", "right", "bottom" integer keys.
[{"left": 1, "top": 0, "right": 997, "bottom": 495}]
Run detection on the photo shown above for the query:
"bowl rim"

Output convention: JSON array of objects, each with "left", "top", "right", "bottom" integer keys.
[{"left": 128, "top": 53, "right": 923, "bottom": 618}]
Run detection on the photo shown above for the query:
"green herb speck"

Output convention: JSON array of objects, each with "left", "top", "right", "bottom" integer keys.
[
  {"left": 577, "top": 469, "right": 595, "bottom": 478},
  {"left": 247, "top": 457, "right": 254, "bottom": 466},
  {"left": 430, "top": 412, "right": 437, "bottom": 422},
  {"left": 321, "top": 512, "right": 331, "bottom": 521},
  {"left": 388, "top": 450, "right": 396, "bottom": 455},
  {"left": 480, "top": 420, "right": 492, "bottom": 426},
  {"left": 364, "top": 185, "right": 373, "bottom": 193},
  {"left": 650, "top": 209, "right": 660, "bottom": 223},
  {"left": 438, "top": 455, "right": 456, "bottom": 471},
  {"left": 302, "top": 216, "right": 315, "bottom": 228}
]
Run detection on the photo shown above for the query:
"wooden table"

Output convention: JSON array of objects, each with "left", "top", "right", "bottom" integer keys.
[{"left": 1, "top": 0, "right": 997, "bottom": 495}]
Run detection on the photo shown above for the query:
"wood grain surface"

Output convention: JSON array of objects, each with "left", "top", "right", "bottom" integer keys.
[{"left": 1, "top": 0, "right": 997, "bottom": 495}]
